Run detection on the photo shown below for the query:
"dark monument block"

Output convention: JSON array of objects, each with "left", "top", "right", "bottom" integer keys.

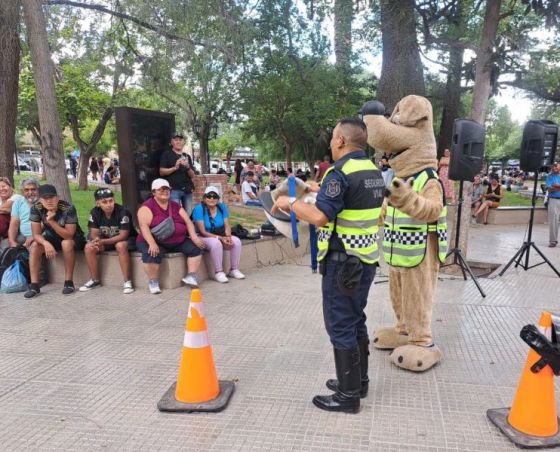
[{"left": 115, "top": 107, "right": 176, "bottom": 219}]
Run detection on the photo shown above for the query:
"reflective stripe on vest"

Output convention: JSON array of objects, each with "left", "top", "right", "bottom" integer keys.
[
  {"left": 317, "top": 158, "right": 384, "bottom": 264},
  {"left": 382, "top": 170, "right": 448, "bottom": 267}
]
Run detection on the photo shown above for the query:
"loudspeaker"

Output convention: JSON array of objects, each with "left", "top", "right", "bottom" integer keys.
[
  {"left": 520, "top": 120, "right": 558, "bottom": 172},
  {"left": 448, "top": 119, "right": 485, "bottom": 182}
]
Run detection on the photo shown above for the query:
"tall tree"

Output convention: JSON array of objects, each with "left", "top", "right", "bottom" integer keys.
[
  {"left": 470, "top": 0, "right": 502, "bottom": 124},
  {"left": 334, "top": 0, "right": 353, "bottom": 106},
  {"left": 22, "top": 0, "right": 70, "bottom": 200},
  {"left": 0, "top": 0, "right": 21, "bottom": 184},
  {"left": 378, "top": 0, "right": 425, "bottom": 111}
]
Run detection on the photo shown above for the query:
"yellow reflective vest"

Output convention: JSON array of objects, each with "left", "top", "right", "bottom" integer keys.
[
  {"left": 382, "top": 169, "right": 448, "bottom": 267},
  {"left": 317, "top": 157, "right": 384, "bottom": 264}
]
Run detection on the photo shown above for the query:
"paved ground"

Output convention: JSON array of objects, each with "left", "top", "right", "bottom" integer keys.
[{"left": 1, "top": 223, "right": 559, "bottom": 451}]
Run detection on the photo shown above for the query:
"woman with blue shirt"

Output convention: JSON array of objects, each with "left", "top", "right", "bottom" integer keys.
[{"left": 192, "top": 186, "right": 245, "bottom": 283}]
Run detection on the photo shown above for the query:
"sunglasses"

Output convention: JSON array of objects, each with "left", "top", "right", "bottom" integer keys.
[
  {"left": 96, "top": 189, "right": 113, "bottom": 197},
  {"left": 205, "top": 194, "right": 219, "bottom": 200}
]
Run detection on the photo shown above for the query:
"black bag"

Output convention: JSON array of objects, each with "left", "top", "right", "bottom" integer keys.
[
  {"left": 260, "top": 222, "right": 280, "bottom": 236},
  {"left": 231, "top": 224, "right": 249, "bottom": 239}
]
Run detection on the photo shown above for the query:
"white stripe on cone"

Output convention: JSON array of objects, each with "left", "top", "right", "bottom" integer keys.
[
  {"left": 184, "top": 330, "right": 209, "bottom": 348},
  {"left": 188, "top": 303, "right": 205, "bottom": 319}
]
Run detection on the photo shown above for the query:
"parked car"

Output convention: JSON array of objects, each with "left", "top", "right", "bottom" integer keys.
[{"left": 16, "top": 158, "right": 30, "bottom": 171}]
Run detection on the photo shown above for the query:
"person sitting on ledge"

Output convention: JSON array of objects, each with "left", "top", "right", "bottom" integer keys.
[
  {"left": 25, "top": 184, "right": 86, "bottom": 298},
  {"left": 136, "top": 178, "right": 205, "bottom": 294},
  {"left": 79, "top": 188, "right": 136, "bottom": 294},
  {"left": 474, "top": 176, "right": 503, "bottom": 225},
  {"left": 241, "top": 171, "right": 262, "bottom": 207},
  {"left": 192, "top": 186, "right": 245, "bottom": 283}
]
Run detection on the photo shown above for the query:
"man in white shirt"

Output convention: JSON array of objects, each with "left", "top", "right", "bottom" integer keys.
[{"left": 241, "top": 171, "right": 262, "bottom": 206}]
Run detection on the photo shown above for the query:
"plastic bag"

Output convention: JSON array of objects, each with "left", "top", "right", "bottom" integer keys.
[{"left": 0, "top": 260, "right": 29, "bottom": 293}]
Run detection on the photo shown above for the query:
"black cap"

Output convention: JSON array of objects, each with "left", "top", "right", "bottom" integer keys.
[
  {"left": 94, "top": 188, "right": 114, "bottom": 200},
  {"left": 38, "top": 184, "right": 57, "bottom": 198},
  {"left": 171, "top": 131, "right": 184, "bottom": 139}
]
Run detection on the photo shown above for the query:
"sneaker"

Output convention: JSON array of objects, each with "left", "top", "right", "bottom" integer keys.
[
  {"left": 228, "top": 269, "right": 246, "bottom": 280},
  {"left": 549, "top": 242, "right": 557, "bottom": 248},
  {"left": 24, "top": 284, "right": 40, "bottom": 299},
  {"left": 62, "top": 280, "right": 75, "bottom": 295},
  {"left": 182, "top": 274, "right": 199, "bottom": 288},
  {"left": 79, "top": 279, "right": 102, "bottom": 292},
  {"left": 123, "top": 280, "right": 134, "bottom": 294},
  {"left": 148, "top": 280, "right": 162, "bottom": 294},
  {"left": 214, "top": 271, "right": 229, "bottom": 283}
]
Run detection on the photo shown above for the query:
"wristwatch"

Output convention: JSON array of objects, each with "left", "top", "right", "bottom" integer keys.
[{"left": 288, "top": 197, "right": 297, "bottom": 209}]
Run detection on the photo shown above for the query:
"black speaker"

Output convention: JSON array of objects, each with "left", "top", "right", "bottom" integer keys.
[
  {"left": 448, "top": 119, "right": 485, "bottom": 182},
  {"left": 520, "top": 120, "right": 558, "bottom": 172}
]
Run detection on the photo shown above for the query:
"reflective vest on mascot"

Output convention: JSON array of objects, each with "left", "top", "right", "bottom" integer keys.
[
  {"left": 383, "top": 169, "right": 448, "bottom": 267},
  {"left": 317, "top": 158, "right": 384, "bottom": 264}
]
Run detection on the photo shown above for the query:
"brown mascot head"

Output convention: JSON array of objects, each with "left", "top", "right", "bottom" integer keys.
[{"left": 363, "top": 95, "right": 437, "bottom": 178}]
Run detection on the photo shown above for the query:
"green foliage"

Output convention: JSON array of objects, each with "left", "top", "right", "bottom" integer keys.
[{"left": 484, "top": 101, "right": 523, "bottom": 162}]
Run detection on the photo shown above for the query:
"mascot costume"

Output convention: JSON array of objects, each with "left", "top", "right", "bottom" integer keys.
[{"left": 362, "top": 95, "right": 448, "bottom": 372}]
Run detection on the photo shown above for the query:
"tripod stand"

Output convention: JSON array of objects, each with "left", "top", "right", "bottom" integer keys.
[
  {"left": 499, "top": 173, "right": 560, "bottom": 278},
  {"left": 441, "top": 180, "right": 486, "bottom": 297}
]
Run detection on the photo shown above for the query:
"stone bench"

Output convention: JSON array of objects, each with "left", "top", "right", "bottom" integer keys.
[
  {"left": 46, "top": 235, "right": 309, "bottom": 289},
  {"left": 483, "top": 206, "right": 547, "bottom": 225}
]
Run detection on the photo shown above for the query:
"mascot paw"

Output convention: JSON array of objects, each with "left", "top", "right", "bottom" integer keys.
[
  {"left": 387, "top": 178, "right": 414, "bottom": 206},
  {"left": 389, "top": 344, "right": 442, "bottom": 372},
  {"left": 372, "top": 327, "right": 409, "bottom": 350}
]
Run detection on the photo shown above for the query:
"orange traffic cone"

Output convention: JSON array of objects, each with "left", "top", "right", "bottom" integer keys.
[
  {"left": 487, "top": 311, "right": 560, "bottom": 448},
  {"left": 158, "top": 289, "right": 234, "bottom": 413}
]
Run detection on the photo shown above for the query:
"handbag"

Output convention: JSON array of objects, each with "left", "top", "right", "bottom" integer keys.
[{"left": 150, "top": 205, "right": 176, "bottom": 242}]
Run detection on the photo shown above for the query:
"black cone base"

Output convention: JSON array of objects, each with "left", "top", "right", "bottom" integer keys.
[
  {"left": 158, "top": 380, "right": 235, "bottom": 413},
  {"left": 487, "top": 408, "right": 560, "bottom": 449}
]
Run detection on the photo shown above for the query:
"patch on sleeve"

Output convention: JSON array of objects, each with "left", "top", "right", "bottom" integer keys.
[{"left": 325, "top": 179, "right": 341, "bottom": 198}]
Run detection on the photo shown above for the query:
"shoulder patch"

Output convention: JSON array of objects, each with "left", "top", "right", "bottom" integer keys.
[{"left": 325, "top": 179, "right": 341, "bottom": 198}]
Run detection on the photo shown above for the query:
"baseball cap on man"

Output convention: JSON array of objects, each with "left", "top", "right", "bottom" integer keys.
[
  {"left": 204, "top": 186, "right": 221, "bottom": 197},
  {"left": 38, "top": 184, "right": 57, "bottom": 198},
  {"left": 94, "top": 188, "right": 114, "bottom": 200},
  {"left": 171, "top": 131, "right": 184, "bottom": 139},
  {"left": 151, "top": 178, "right": 171, "bottom": 190}
]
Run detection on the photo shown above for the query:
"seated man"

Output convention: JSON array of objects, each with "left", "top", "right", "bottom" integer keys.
[
  {"left": 241, "top": 171, "right": 262, "bottom": 207},
  {"left": 79, "top": 188, "right": 136, "bottom": 294},
  {"left": 7, "top": 178, "right": 39, "bottom": 249},
  {"left": 24, "top": 184, "right": 86, "bottom": 298}
]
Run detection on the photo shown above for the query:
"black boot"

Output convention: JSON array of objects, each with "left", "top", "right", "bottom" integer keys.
[
  {"left": 313, "top": 347, "right": 361, "bottom": 413},
  {"left": 325, "top": 337, "right": 369, "bottom": 397}
]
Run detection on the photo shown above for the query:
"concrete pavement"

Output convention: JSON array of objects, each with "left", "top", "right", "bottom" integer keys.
[{"left": 0, "top": 223, "right": 559, "bottom": 451}]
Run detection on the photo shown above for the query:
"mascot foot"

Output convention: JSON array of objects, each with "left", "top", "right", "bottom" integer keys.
[
  {"left": 390, "top": 344, "right": 442, "bottom": 372},
  {"left": 372, "top": 327, "right": 409, "bottom": 350}
]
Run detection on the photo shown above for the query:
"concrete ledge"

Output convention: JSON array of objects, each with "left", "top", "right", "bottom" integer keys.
[
  {"left": 46, "top": 235, "right": 309, "bottom": 289},
  {"left": 485, "top": 206, "right": 547, "bottom": 225}
]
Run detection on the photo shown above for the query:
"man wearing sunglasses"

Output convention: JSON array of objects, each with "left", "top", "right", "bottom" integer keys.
[
  {"left": 7, "top": 178, "right": 39, "bottom": 249},
  {"left": 159, "top": 132, "right": 196, "bottom": 215},
  {"left": 79, "top": 188, "right": 136, "bottom": 294}
]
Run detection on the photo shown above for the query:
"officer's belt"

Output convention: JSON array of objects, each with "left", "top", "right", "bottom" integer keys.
[{"left": 326, "top": 251, "right": 349, "bottom": 262}]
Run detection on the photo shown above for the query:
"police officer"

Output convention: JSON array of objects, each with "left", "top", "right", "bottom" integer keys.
[{"left": 273, "top": 118, "right": 384, "bottom": 413}]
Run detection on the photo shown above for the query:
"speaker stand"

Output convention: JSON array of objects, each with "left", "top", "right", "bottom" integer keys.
[
  {"left": 499, "top": 174, "right": 560, "bottom": 278},
  {"left": 440, "top": 180, "right": 486, "bottom": 297}
]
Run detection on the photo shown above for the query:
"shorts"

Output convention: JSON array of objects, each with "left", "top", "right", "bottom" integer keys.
[
  {"left": 44, "top": 231, "right": 86, "bottom": 251},
  {"left": 136, "top": 238, "right": 202, "bottom": 264},
  {"left": 91, "top": 237, "right": 137, "bottom": 252},
  {"left": 488, "top": 202, "right": 500, "bottom": 208}
]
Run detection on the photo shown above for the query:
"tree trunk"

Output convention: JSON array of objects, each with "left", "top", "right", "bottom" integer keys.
[
  {"left": 0, "top": 0, "right": 21, "bottom": 185},
  {"left": 436, "top": 0, "right": 466, "bottom": 158},
  {"left": 334, "top": 0, "right": 353, "bottom": 107},
  {"left": 448, "top": 0, "right": 501, "bottom": 262},
  {"left": 69, "top": 107, "right": 113, "bottom": 190},
  {"left": 378, "top": 0, "right": 425, "bottom": 112},
  {"left": 470, "top": 0, "right": 502, "bottom": 124},
  {"left": 77, "top": 152, "right": 91, "bottom": 190},
  {"left": 22, "top": 0, "right": 71, "bottom": 201},
  {"left": 284, "top": 139, "right": 293, "bottom": 171}
]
